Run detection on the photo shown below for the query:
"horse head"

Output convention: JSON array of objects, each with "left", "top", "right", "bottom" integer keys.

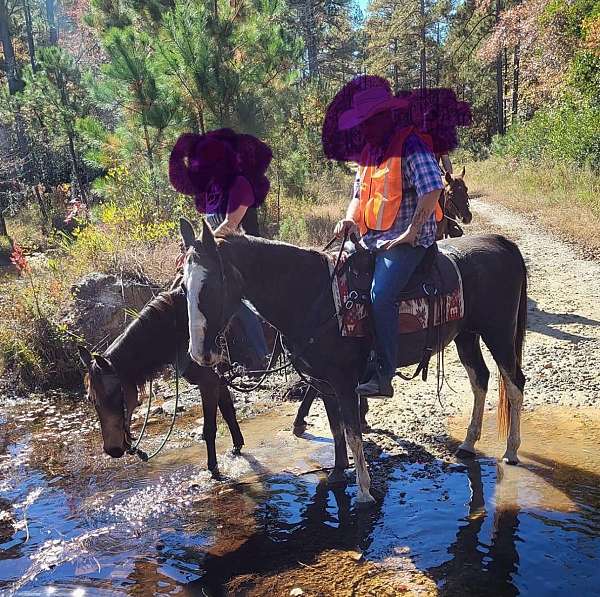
[
  {"left": 180, "top": 218, "right": 242, "bottom": 367},
  {"left": 78, "top": 346, "right": 140, "bottom": 458},
  {"left": 444, "top": 166, "right": 472, "bottom": 225}
]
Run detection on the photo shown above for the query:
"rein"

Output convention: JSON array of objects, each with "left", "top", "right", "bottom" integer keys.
[{"left": 217, "top": 230, "right": 352, "bottom": 394}]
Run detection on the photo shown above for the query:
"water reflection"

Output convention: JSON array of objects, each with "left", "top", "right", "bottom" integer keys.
[{"left": 2, "top": 398, "right": 600, "bottom": 596}]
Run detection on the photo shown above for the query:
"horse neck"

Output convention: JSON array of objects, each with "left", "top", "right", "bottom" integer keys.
[
  {"left": 220, "top": 236, "right": 328, "bottom": 338},
  {"left": 106, "top": 290, "right": 187, "bottom": 384}
]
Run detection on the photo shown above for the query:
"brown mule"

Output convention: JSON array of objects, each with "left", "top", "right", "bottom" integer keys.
[{"left": 436, "top": 166, "right": 472, "bottom": 240}]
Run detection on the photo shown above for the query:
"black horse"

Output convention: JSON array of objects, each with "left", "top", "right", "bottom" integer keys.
[
  {"left": 78, "top": 286, "right": 244, "bottom": 477},
  {"left": 180, "top": 219, "right": 527, "bottom": 504}
]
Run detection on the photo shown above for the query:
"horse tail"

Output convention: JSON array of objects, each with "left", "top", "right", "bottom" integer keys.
[{"left": 498, "top": 247, "right": 527, "bottom": 438}]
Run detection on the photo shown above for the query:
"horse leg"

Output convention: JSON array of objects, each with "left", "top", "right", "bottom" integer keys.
[
  {"left": 293, "top": 385, "right": 317, "bottom": 437},
  {"left": 335, "top": 379, "right": 375, "bottom": 505},
  {"left": 322, "top": 395, "right": 349, "bottom": 486},
  {"left": 360, "top": 396, "right": 370, "bottom": 433},
  {"left": 454, "top": 332, "right": 489, "bottom": 456},
  {"left": 217, "top": 382, "right": 244, "bottom": 454},
  {"left": 198, "top": 389, "right": 220, "bottom": 477},
  {"left": 482, "top": 332, "right": 525, "bottom": 465},
  {"left": 191, "top": 367, "right": 222, "bottom": 478}
]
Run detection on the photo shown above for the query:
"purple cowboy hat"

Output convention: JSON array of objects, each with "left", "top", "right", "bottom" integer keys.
[
  {"left": 322, "top": 76, "right": 472, "bottom": 162},
  {"left": 169, "top": 129, "right": 272, "bottom": 213},
  {"left": 337, "top": 85, "right": 409, "bottom": 131}
]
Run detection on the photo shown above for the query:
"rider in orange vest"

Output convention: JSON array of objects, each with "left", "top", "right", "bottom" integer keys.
[{"left": 334, "top": 83, "right": 444, "bottom": 398}]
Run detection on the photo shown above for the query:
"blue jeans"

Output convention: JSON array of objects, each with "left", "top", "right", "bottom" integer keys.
[
  {"left": 371, "top": 244, "right": 427, "bottom": 378},
  {"left": 236, "top": 301, "right": 268, "bottom": 363}
]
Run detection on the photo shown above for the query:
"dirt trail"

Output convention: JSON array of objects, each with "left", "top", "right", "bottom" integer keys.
[{"left": 304, "top": 194, "right": 600, "bottom": 463}]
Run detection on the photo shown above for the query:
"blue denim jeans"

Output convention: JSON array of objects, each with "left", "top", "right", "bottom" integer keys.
[
  {"left": 236, "top": 301, "right": 268, "bottom": 363},
  {"left": 371, "top": 244, "right": 427, "bottom": 378}
]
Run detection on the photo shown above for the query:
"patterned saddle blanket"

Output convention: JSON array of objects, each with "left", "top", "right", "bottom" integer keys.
[{"left": 328, "top": 244, "right": 464, "bottom": 338}]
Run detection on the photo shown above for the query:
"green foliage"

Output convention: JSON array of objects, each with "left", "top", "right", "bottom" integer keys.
[
  {"left": 543, "top": 0, "right": 600, "bottom": 39},
  {"left": 492, "top": 97, "right": 600, "bottom": 169},
  {"left": 569, "top": 51, "right": 600, "bottom": 104}
]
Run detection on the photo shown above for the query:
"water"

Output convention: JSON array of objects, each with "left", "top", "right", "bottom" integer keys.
[{"left": 1, "top": 398, "right": 599, "bottom": 595}]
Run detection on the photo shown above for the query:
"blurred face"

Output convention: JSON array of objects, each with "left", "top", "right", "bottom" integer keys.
[{"left": 360, "top": 109, "right": 394, "bottom": 147}]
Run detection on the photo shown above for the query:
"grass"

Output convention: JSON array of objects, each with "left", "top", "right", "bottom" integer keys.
[{"left": 466, "top": 157, "right": 600, "bottom": 255}]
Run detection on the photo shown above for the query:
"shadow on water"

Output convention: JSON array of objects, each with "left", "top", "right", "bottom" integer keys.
[{"left": 1, "top": 399, "right": 600, "bottom": 595}]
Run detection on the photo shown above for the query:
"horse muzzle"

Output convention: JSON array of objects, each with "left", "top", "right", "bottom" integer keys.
[{"left": 105, "top": 445, "right": 126, "bottom": 458}]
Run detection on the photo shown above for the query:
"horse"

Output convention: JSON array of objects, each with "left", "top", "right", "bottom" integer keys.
[
  {"left": 436, "top": 166, "right": 472, "bottom": 240},
  {"left": 180, "top": 218, "right": 527, "bottom": 505},
  {"left": 78, "top": 285, "right": 244, "bottom": 477}
]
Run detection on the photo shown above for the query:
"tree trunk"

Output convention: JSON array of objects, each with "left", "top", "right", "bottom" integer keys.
[
  {"left": 512, "top": 43, "right": 520, "bottom": 123},
  {"left": 420, "top": 0, "right": 427, "bottom": 89},
  {"left": 142, "top": 121, "right": 160, "bottom": 211},
  {"left": 67, "top": 132, "right": 88, "bottom": 202},
  {"left": 33, "top": 185, "right": 50, "bottom": 234},
  {"left": 46, "top": 0, "right": 58, "bottom": 44},
  {"left": 495, "top": 0, "right": 504, "bottom": 135},
  {"left": 0, "top": 0, "right": 23, "bottom": 94},
  {"left": 0, "top": 207, "right": 8, "bottom": 237},
  {"left": 304, "top": 0, "right": 318, "bottom": 79},
  {"left": 393, "top": 38, "right": 399, "bottom": 92},
  {"left": 24, "top": 0, "right": 37, "bottom": 71}
]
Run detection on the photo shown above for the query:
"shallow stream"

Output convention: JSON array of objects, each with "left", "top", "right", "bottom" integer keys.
[{"left": 1, "top": 397, "right": 599, "bottom": 596}]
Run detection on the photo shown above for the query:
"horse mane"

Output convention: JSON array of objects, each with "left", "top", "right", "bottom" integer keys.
[
  {"left": 105, "top": 286, "right": 188, "bottom": 386},
  {"left": 216, "top": 231, "right": 325, "bottom": 264}
]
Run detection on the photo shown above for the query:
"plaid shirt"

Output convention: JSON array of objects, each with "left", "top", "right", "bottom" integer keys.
[{"left": 354, "top": 133, "right": 443, "bottom": 250}]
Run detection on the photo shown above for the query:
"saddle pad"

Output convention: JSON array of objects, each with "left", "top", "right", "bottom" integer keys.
[{"left": 327, "top": 249, "right": 464, "bottom": 338}]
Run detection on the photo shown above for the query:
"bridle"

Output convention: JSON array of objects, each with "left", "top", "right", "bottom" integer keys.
[{"left": 443, "top": 182, "right": 470, "bottom": 223}]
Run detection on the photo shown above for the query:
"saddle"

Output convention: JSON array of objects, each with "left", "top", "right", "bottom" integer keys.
[{"left": 329, "top": 243, "right": 464, "bottom": 381}]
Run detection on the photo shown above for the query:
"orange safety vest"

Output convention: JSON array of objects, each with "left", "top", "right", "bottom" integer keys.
[{"left": 356, "top": 127, "right": 443, "bottom": 235}]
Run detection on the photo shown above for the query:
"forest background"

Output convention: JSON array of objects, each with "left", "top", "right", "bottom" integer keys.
[{"left": 0, "top": 0, "right": 599, "bottom": 388}]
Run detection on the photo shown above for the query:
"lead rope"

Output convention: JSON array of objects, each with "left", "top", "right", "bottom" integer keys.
[{"left": 128, "top": 348, "right": 181, "bottom": 462}]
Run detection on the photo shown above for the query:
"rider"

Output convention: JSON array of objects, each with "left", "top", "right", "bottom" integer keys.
[
  {"left": 170, "top": 128, "right": 271, "bottom": 369},
  {"left": 334, "top": 83, "right": 444, "bottom": 399}
]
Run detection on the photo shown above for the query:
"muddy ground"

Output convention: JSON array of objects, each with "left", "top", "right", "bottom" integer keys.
[{"left": 1, "top": 193, "right": 600, "bottom": 595}]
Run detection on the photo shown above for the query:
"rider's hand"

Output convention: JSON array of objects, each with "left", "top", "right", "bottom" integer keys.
[
  {"left": 382, "top": 228, "right": 418, "bottom": 250},
  {"left": 334, "top": 218, "right": 358, "bottom": 239}
]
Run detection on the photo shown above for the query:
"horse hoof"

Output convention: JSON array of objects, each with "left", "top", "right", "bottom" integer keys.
[
  {"left": 211, "top": 468, "right": 222, "bottom": 480},
  {"left": 231, "top": 445, "right": 243, "bottom": 456},
  {"left": 356, "top": 492, "right": 376, "bottom": 507},
  {"left": 327, "top": 468, "right": 347, "bottom": 486},
  {"left": 502, "top": 455, "right": 520, "bottom": 466},
  {"left": 293, "top": 424, "right": 307, "bottom": 437}
]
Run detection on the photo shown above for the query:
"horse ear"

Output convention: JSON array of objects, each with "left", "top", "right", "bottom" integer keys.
[
  {"left": 180, "top": 218, "right": 196, "bottom": 249},
  {"left": 200, "top": 218, "right": 217, "bottom": 254},
  {"left": 95, "top": 355, "right": 113, "bottom": 372},
  {"left": 78, "top": 345, "right": 93, "bottom": 369},
  {"left": 460, "top": 166, "right": 466, "bottom": 178},
  {"left": 445, "top": 172, "right": 453, "bottom": 184}
]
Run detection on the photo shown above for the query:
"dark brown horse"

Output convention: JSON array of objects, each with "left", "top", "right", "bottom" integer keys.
[
  {"left": 436, "top": 167, "right": 472, "bottom": 240},
  {"left": 78, "top": 286, "right": 244, "bottom": 477},
  {"left": 180, "top": 219, "right": 527, "bottom": 504},
  {"left": 292, "top": 168, "right": 473, "bottom": 436}
]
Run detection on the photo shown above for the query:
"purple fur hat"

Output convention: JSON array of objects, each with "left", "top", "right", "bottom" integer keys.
[{"left": 169, "top": 128, "right": 272, "bottom": 214}]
